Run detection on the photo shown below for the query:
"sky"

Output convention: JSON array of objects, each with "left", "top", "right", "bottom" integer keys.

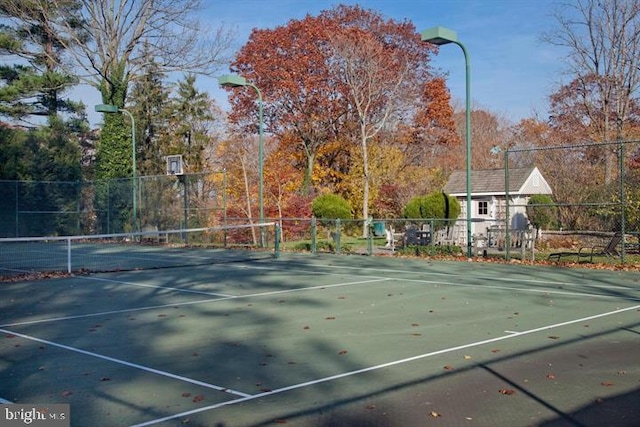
[{"left": 86, "top": 0, "right": 570, "bottom": 126}]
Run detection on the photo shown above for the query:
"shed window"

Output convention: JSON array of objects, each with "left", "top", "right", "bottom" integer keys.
[{"left": 478, "top": 201, "right": 488, "bottom": 215}]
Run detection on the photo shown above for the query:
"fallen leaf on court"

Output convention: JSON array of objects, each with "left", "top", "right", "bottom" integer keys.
[
  {"left": 325, "top": 316, "right": 336, "bottom": 320},
  {"left": 443, "top": 365, "right": 454, "bottom": 371},
  {"left": 61, "top": 390, "right": 73, "bottom": 397},
  {"left": 617, "top": 371, "right": 627, "bottom": 375},
  {"left": 411, "top": 323, "right": 420, "bottom": 326},
  {"left": 600, "top": 382, "right": 614, "bottom": 387},
  {"left": 339, "top": 350, "right": 348, "bottom": 355},
  {"left": 548, "top": 335, "right": 560, "bottom": 340},
  {"left": 192, "top": 352, "right": 199, "bottom": 357},
  {"left": 498, "top": 389, "right": 516, "bottom": 395},
  {"left": 274, "top": 420, "right": 287, "bottom": 424},
  {"left": 100, "top": 377, "right": 111, "bottom": 381},
  {"left": 338, "top": 296, "right": 346, "bottom": 299},
  {"left": 6, "top": 334, "right": 16, "bottom": 338},
  {"left": 546, "top": 373, "right": 556, "bottom": 380},
  {"left": 491, "top": 349, "right": 500, "bottom": 353},
  {"left": 365, "top": 404, "right": 376, "bottom": 410},
  {"left": 429, "top": 411, "right": 441, "bottom": 417},
  {"left": 463, "top": 355, "right": 472, "bottom": 360},
  {"left": 192, "top": 394, "right": 204, "bottom": 403},
  {"left": 158, "top": 314, "right": 167, "bottom": 317},
  {"left": 181, "top": 392, "right": 191, "bottom": 397},
  {"left": 412, "top": 333, "right": 422, "bottom": 336},
  {"left": 181, "top": 418, "right": 190, "bottom": 424}
]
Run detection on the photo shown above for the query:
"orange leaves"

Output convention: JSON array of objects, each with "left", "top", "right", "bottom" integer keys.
[{"left": 227, "top": 4, "right": 444, "bottom": 207}]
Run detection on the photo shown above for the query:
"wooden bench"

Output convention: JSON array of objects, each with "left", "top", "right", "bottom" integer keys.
[{"left": 548, "top": 232, "right": 622, "bottom": 263}]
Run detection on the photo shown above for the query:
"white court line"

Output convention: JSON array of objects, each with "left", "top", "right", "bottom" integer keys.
[
  {"left": 262, "top": 261, "right": 639, "bottom": 291},
  {"left": 0, "top": 397, "right": 12, "bottom": 403},
  {"left": 131, "top": 303, "right": 640, "bottom": 427},
  {"left": 243, "top": 263, "right": 640, "bottom": 302},
  {"left": 0, "top": 278, "right": 390, "bottom": 328},
  {"left": 393, "top": 277, "right": 640, "bottom": 301},
  {"left": 0, "top": 327, "right": 252, "bottom": 399},
  {"left": 85, "top": 276, "right": 236, "bottom": 297}
]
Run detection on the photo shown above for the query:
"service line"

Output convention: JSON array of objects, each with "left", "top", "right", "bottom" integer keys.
[{"left": 131, "top": 303, "right": 640, "bottom": 427}]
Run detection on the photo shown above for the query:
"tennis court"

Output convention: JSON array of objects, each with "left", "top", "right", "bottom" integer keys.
[{"left": 1, "top": 250, "right": 639, "bottom": 426}]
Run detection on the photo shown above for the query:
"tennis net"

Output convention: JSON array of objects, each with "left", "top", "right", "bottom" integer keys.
[{"left": 0, "top": 222, "right": 279, "bottom": 278}]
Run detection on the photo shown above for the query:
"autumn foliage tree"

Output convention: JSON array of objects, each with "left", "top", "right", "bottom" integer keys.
[
  {"left": 325, "top": 6, "right": 433, "bottom": 235},
  {"left": 225, "top": 4, "right": 456, "bottom": 225},
  {"left": 228, "top": 12, "right": 346, "bottom": 194},
  {"left": 544, "top": 0, "right": 640, "bottom": 184}
]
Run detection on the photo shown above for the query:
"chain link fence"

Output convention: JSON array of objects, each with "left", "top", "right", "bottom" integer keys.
[
  {"left": 502, "top": 140, "right": 640, "bottom": 263},
  {"left": 2, "top": 141, "right": 638, "bottom": 266},
  {"left": 0, "top": 172, "right": 226, "bottom": 237}
]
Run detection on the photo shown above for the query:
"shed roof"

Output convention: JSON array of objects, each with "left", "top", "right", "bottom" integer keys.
[{"left": 443, "top": 166, "right": 552, "bottom": 196}]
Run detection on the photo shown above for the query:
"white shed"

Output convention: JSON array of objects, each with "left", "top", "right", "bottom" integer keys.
[{"left": 442, "top": 166, "right": 553, "bottom": 244}]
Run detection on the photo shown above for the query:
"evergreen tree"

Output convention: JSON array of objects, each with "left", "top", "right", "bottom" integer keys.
[
  {"left": 168, "top": 74, "right": 214, "bottom": 173},
  {"left": 0, "top": 0, "right": 84, "bottom": 121},
  {"left": 128, "top": 47, "right": 171, "bottom": 176}
]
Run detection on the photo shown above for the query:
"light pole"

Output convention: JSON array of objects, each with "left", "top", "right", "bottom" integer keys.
[
  {"left": 218, "top": 74, "right": 265, "bottom": 241},
  {"left": 95, "top": 103, "right": 138, "bottom": 232},
  {"left": 421, "top": 26, "right": 473, "bottom": 258}
]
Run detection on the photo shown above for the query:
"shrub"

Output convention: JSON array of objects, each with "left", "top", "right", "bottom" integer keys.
[
  {"left": 311, "top": 193, "right": 352, "bottom": 219},
  {"left": 526, "top": 194, "right": 557, "bottom": 230},
  {"left": 402, "top": 191, "right": 460, "bottom": 228}
]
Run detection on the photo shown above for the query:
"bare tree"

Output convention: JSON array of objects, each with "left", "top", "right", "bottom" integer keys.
[
  {"left": 51, "top": 0, "right": 234, "bottom": 103},
  {"left": 543, "top": 0, "right": 640, "bottom": 183},
  {"left": 326, "top": 7, "right": 430, "bottom": 235}
]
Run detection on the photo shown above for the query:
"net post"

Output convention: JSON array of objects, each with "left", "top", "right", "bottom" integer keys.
[
  {"left": 274, "top": 223, "right": 280, "bottom": 258},
  {"left": 66, "top": 237, "right": 71, "bottom": 273}
]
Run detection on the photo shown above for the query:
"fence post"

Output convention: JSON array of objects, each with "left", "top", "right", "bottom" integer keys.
[
  {"left": 14, "top": 181, "right": 18, "bottom": 237},
  {"left": 366, "top": 217, "right": 373, "bottom": 256},
  {"left": 504, "top": 149, "right": 511, "bottom": 260},
  {"left": 274, "top": 223, "right": 280, "bottom": 258},
  {"left": 311, "top": 217, "right": 317, "bottom": 254},
  {"left": 335, "top": 218, "right": 341, "bottom": 254}
]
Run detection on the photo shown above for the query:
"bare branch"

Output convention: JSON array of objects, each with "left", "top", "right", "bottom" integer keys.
[{"left": 50, "top": 0, "right": 234, "bottom": 90}]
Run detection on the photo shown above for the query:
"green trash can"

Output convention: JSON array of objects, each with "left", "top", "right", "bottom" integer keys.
[{"left": 373, "top": 221, "right": 386, "bottom": 237}]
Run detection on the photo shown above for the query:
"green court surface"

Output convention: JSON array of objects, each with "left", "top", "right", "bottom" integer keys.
[{"left": 1, "top": 253, "right": 639, "bottom": 426}]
